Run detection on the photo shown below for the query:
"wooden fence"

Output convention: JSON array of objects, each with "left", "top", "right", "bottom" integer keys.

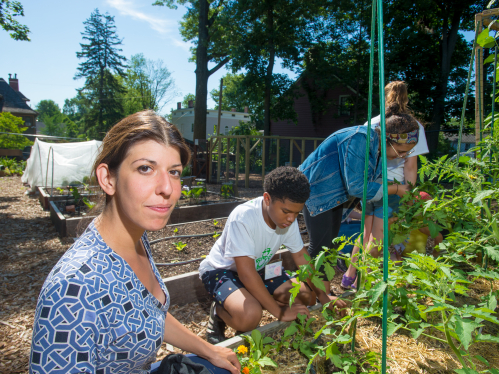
[{"left": 194, "top": 135, "right": 325, "bottom": 189}]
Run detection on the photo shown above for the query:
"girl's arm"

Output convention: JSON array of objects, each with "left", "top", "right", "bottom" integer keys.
[
  {"left": 163, "top": 313, "right": 240, "bottom": 374},
  {"left": 404, "top": 156, "right": 418, "bottom": 185}
]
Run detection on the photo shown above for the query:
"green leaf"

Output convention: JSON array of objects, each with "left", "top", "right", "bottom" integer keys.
[
  {"left": 428, "top": 221, "right": 440, "bottom": 238},
  {"left": 472, "top": 189, "right": 495, "bottom": 205},
  {"left": 324, "top": 263, "right": 335, "bottom": 281},
  {"left": 251, "top": 329, "right": 262, "bottom": 350},
  {"left": 299, "top": 341, "right": 318, "bottom": 358},
  {"left": 314, "top": 252, "right": 326, "bottom": 271},
  {"left": 283, "top": 324, "right": 298, "bottom": 339},
  {"left": 311, "top": 275, "right": 327, "bottom": 293},
  {"left": 386, "top": 322, "right": 403, "bottom": 337},
  {"left": 474, "top": 355, "right": 489, "bottom": 366},
  {"left": 454, "top": 317, "right": 480, "bottom": 350},
  {"left": 484, "top": 54, "right": 496, "bottom": 64},
  {"left": 369, "top": 281, "right": 387, "bottom": 305},
  {"left": 262, "top": 336, "right": 274, "bottom": 345},
  {"left": 257, "top": 356, "right": 278, "bottom": 367},
  {"left": 454, "top": 369, "right": 479, "bottom": 374},
  {"left": 475, "top": 334, "right": 499, "bottom": 344}
]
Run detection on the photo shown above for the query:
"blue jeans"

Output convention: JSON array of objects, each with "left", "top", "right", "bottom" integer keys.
[{"left": 150, "top": 354, "right": 231, "bottom": 374}]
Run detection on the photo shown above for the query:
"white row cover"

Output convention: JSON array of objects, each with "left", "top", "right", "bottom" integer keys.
[{"left": 22, "top": 138, "right": 102, "bottom": 188}]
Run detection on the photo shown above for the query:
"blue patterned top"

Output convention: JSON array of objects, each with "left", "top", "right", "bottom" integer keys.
[{"left": 30, "top": 220, "right": 170, "bottom": 374}]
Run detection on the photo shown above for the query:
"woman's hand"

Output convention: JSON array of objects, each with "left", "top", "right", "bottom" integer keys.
[
  {"left": 203, "top": 345, "right": 241, "bottom": 374},
  {"left": 396, "top": 183, "right": 410, "bottom": 197},
  {"left": 318, "top": 294, "right": 348, "bottom": 317}
]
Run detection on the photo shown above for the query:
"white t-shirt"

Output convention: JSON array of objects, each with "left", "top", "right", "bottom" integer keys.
[
  {"left": 198, "top": 197, "right": 304, "bottom": 276},
  {"left": 364, "top": 115, "right": 429, "bottom": 182}
]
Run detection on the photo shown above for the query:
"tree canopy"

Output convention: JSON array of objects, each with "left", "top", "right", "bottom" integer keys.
[
  {"left": 74, "top": 8, "right": 127, "bottom": 139},
  {"left": 0, "top": 0, "right": 30, "bottom": 41},
  {"left": 0, "top": 112, "right": 33, "bottom": 148}
]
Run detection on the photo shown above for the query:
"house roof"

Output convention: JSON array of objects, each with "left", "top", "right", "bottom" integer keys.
[{"left": 0, "top": 78, "right": 37, "bottom": 116}]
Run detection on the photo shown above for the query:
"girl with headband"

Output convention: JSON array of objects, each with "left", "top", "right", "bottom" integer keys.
[
  {"left": 298, "top": 102, "right": 419, "bottom": 295},
  {"left": 341, "top": 81, "right": 429, "bottom": 290}
]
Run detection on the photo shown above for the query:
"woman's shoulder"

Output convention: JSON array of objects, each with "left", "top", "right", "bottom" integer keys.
[{"left": 42, "top": 221, "right": 113, "bottom": 293}]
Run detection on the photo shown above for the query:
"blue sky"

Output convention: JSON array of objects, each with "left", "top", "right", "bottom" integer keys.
[{"left": 0, "top": 0, "right": 296, "bottom": 116}]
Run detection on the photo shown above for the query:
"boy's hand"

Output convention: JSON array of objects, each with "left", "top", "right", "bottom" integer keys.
[
  {"left": 319, "top": 295, "right": 348, "bottom": 317},
  {"left": 397, "top": 184, "right": 410, "bottom": 197},
  {"left": 277, "top": 303, "right": 310, "bottom": 321}
]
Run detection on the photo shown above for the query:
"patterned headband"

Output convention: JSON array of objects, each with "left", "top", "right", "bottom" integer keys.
[{"left": 387, "top": 129, "right": 419, "bottom": 144}]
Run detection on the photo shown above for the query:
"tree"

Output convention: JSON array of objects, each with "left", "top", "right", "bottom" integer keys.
[
  {"left": 75, "top": 8, "right": 127, "bottom": 139},
  {"left": 36, "top": 100, "right": 79, "bottom": 137},
  {"left": 226, "top": 0, "right": 322, "bottom": 135},
  {"left": 0, "top": 112, "right": 33, "bottom": 148},
  {"left": 0, "top": 0, "right": 30, "bottom": 41},
  {"left": 36, "top": 100, "right": 61, "bottom": 121},
  {"left": 153, "top": 0, "right": 234, "bottom": 140},
  {"left": 383, "top": 0, "right": 486, "bottom": 152},
  {"left": 122, "top": 53, "right": 176, "bottom": 115}
]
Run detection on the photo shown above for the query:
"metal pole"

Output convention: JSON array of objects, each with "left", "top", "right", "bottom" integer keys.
[{"left": 376, "top": 0, "right": 389, "bottom": 371}]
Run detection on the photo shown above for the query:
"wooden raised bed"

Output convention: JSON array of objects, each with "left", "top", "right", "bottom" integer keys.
[
  {"left": 168, "top": 192, "right": 246, "bottom": 224},
  {"left": 49, "top": 200, "right": 96, "bottom": 237},
  {"left": 38, "top": 186, "right": 68, "bottom": 210}
]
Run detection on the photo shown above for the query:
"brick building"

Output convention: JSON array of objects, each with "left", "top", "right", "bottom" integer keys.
[{"left": 0, "top": 74, "right": 38, "bottom": 134}]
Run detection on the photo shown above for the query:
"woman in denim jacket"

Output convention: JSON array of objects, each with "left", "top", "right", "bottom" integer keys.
[{"left": 299, "top": 103, "right": 419, "bottom": 293}]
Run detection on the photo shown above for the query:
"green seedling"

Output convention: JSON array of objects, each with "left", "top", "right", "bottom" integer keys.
[
  {"left": 173, "top": 227, "right": 179, "bottom": 235},
  {"left": 221, "top": 183, "right": 234, "bottom": 199},
  {"left": 56, "top": 187, "right": 65, "bottom": 194},
  {"left": 213, "top": 219, "right": 219, "bottom": 227},
  {"left": 173, "top": 241, "right": 187, "bottom": 251},
  {"left": 213, "top": 231, "right": 221, "bottom": 239},
  {"left": 82, "top": 197, "right": 96, "bottom": 210}
]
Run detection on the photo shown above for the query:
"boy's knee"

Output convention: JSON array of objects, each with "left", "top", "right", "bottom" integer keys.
[{"left": 238, "top": 307, "right": 262, "bottom": 331}]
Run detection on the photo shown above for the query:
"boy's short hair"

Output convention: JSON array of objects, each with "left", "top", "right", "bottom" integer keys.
[{"left": 264, "top": 166, "right": 310, "bottom": 204}]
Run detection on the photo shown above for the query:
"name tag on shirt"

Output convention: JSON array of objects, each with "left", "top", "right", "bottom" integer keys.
[{"left": 264, "top": 261, "right": 282, "bottom": 280}]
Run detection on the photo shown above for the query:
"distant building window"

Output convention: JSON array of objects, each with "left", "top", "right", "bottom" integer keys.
[
  {"left": 244, "top": 115, "right": 249, "bottom": 118},
  {"left": 224, "top": 126, "right": 229, "bottom": 135},
  {"left": 22, "top": 117, "right": 32, "bottom": 127},
  {"left": 339, "top": 96, "right": 351, "bottom": 116},
  {"left": 191, "top": 123, "right": 194, "bottom": 132},
  {"left": 231, "top": 114, "right": 235, "bottom": 117}
]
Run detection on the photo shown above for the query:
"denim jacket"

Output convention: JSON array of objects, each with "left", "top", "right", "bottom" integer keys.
[{"left": 299, "top": 126, "right": 383, "bottom": 219}]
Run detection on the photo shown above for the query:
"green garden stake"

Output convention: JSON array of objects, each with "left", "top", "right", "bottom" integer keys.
[
  {"left": 376, "top": 0, "right": 389, "bottom": 371},
  {"left": 350, "top": 0, "right": 377, "bottom": 353}
]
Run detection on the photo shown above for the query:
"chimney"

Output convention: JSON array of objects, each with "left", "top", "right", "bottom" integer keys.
[
  {"left": 244, "top": 106, "right": 249, "bottom": 113},
  {"left": 177, "top": 102, "right": 181, "bottom": 110},
  {"left": 9, "top": 73, "right": 19, "bottom": 91},
  {"left": 188, "top": 100, "right": 194, "bottom": 108},
  {"left": 231, "top": 108, "right": 236, "bottom": 112}
]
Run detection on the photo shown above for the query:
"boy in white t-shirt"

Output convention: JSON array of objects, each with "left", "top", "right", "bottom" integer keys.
[{"left": 199, "top": 166, "right": 347, "bottom": 344}]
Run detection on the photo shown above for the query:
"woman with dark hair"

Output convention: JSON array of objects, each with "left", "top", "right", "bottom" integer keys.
[
  {"left": 299, "top": 103, "right": 419, "bottom": 294},
  {"left": 29, "top": 111, "right": 240, "bottom": 374}
]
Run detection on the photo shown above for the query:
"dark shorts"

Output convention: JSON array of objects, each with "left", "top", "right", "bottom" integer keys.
[{"left": 201, "top": 267, "right": 293, "bottom": 307}]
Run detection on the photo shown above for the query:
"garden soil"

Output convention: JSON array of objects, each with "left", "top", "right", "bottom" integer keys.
[{"left": 1, "top": 176, "right": 498, "bottom": 374}]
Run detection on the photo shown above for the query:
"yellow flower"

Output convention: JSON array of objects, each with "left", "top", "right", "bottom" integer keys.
[
  {"left": 236, "top": 345, "right": 248, "bottom": 354},
  {"left": 468, "top": 173, "right": 477, "bottom": 180},
  {"left": 242, "top": 367, "right": 250, "bottom": 374}
]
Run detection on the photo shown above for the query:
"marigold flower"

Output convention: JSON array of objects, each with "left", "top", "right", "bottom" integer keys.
[
  {"left": 236, "top": 345, "right": 248, "bottom": 354},
  {"left": 242, "top": 367, "right": 250, "bottom": 374}
]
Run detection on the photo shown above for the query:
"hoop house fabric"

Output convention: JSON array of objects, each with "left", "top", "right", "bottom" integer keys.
[{"left": 22, "top": 139, "right": 102, "bottom": 188}]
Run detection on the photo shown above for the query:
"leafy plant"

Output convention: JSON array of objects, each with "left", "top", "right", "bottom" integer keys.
[
  {"left": 236, "top": 330, "right": 277, "bottom": 374},
  {"left": 213, "top": 231, "right": 221, "bottom": 239},
  {"left": 173, "top": 227, "right": 179, "bottom": 235},
  {"left": 0, "top": 157, "right": 27, "bottom": 176},
  {"left": 173, "top": 240, "right": 187, "bottom": 251},
  {"left": 213, "top": 219, "right": 219, "bottom": 227},
  {"left": 221, "top": 183, "right": 234, "bottom": 198}
]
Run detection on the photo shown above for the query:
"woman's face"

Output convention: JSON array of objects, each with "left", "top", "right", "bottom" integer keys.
[
  {"left": 110, "top": 139, "right": 183, "bottom": 232},
  {"left": 385, "top": 141, "right": 416, "bottom": 160}
]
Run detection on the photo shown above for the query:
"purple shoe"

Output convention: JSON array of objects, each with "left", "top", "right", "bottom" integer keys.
[{"left": 341, "top": 274, "right": 357, "bottom": 290}]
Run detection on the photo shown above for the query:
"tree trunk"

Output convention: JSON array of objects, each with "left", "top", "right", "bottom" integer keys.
[
  {"left": 99, "top": 67, "right": 104, "bottom": 135},
  {"left": 426, "top": 11, "right": 462, "bottom": 153},
  {"left": 193, "top": 0, "right": 210, "bottom": 140},
  {"left": 263, "top": 5, "right": 275, "bottom": 136}
]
